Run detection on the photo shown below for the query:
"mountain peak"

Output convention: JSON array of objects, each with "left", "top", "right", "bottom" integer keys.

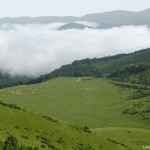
[
  {"left": 139, "top": 8, "right": 150, "bottom": 13},
  {"left": 58, "top": 22, "right": 93, "bottom": 30}
]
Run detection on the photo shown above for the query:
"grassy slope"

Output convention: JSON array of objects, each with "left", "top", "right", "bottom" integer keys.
[
  {"left": 0, "top": 103, "right": 109, "bottom": 149},
  {"left": 0, "top": 103, "right": 150, "bottom": 150},
  {"left": 0, "top": 77, "right": 149, "bottom": 129},
  {"left": 93, "top": 128, "right": 150, "bottom": 150}
]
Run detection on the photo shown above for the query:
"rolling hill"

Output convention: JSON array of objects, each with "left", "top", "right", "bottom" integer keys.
[
  {"left": 0, "top": 8, "right": 150, "bottom": 29},
  {"left": 28, "top": 48, "right": 150, "bottom": 85},
  {"left": 0, "top": 5, "right": 150, "bottom": 150},
  {"left": 0, "top": 100, "right": 150, "bottom": 149},
  {"left": 0, "top": 48, "right": 149, "bottom": 149},
  {"left": 58, "top": 22, "right": 93, "bottom": 30},
  {"left": 1, "top": 77, "right": 149, "bottom": 128},
  {"left": 0, "top": 100, "right": 109, "bottom": 149},
  {"left": 0, "top": 48, "right": 149, "bottom": 88},
  {"left": 0, "top": 77, "right": 150, "bottom": 149}
]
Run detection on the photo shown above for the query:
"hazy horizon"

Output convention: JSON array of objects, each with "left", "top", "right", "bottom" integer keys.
[
  {"left": 0, "top": 8, "right": 149, "bottom": 18},
  {"left": 0, "top": 0, "right": 150, "bottom": 17}
]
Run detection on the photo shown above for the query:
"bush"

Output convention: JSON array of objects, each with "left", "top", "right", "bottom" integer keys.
[
  {"left": 2, "top": 135, "right": 18, "bottom": 150},
  {"left": 42, "top": 115, "right": 58, "bottom": 123},
  {"left": 0, "top": 101, "right": 21, "bottom": 110},
  {"left": 82, "top": 126, "right": 92, "bottom": 133},
  {"left": 1, "top": 135, "right": 38, "bottom": 150}
]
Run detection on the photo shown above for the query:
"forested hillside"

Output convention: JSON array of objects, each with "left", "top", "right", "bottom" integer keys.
[
  {"left": 28, "top": 48, "right": 150, "bottom": 85},
  {"left": 0, "top": 73, "right": 31, "bottom": 88},
  {"left": 0, "top": 48, "right": 149, "bottom": 88}
]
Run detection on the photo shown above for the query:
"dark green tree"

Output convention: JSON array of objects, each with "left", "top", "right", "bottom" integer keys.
[
  {"left": 2, "top": 135, "right": 19, "bottom": 150},
  {"left": 139, "top": 75, "right": 150, "bottom": 89}
]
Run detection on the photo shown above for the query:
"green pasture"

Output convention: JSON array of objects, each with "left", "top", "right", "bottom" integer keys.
[{"left": 0, "top": 77, "right": 149, "bottom": 129}]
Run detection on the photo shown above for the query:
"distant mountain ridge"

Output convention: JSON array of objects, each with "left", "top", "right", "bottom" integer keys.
[
  {"left": 58, "top": 22, "right": 94, "bottom": 30},
  {"left": 0, "top": 8, "right": 150, "bottom": 29}
]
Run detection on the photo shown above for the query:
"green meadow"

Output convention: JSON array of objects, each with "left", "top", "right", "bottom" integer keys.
[
  {"left": 0, "top": 77, "right": 149, "bottom": 129},
  {"left": 0, "top": 102, "right": 150, "bottom": 149},
  {"left": 0, "top": 77, "right": 150, "bottom": 149}
]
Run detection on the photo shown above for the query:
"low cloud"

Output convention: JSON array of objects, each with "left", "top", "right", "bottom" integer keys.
[{"left": 0, "top": 24, "right": 150, "bottom": 77}]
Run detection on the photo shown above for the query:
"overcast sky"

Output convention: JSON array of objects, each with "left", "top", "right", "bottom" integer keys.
[{"left": 0, "top": 0, "right": 150, "bottom": 17}]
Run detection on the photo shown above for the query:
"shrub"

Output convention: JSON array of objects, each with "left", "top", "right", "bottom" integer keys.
[
  {"left": 0, "top": 101, "right": 21, "bottom": 110},
  {"left": 1, "top": 135, "right": 38, "bottom": 150},
  {"left": 42, "top": 115, "right": 58, "bottom": 123},
  {"left": 82, "top": 126, "right": 92, "bottom": 133},
  {"left": 2, "top": 135, "right": 18, "bottom": 150}
]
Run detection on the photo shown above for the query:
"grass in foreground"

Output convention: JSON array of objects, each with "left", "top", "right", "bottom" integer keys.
[{"left": 0, "top": 102, "right": 150, "bottom": 150}]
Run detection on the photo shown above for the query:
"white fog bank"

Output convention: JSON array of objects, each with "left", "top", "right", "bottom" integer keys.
[{"left": 0, "top": 24, "right": 150, "bottom": 76}]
